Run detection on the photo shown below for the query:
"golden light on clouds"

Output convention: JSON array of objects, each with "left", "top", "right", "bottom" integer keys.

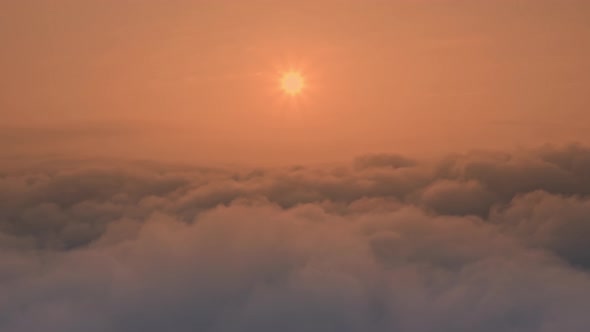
[{"left": 280, "top": 71, "right": 305, "bottom": 96}]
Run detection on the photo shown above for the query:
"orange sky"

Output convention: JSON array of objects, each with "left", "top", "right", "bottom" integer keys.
[{"left": 2, "top": 0, "right": 589, "bottom": 164}]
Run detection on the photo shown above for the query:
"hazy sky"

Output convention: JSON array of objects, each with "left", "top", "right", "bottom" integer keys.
[
  {"left": 3, "top": 3, "right": 590, "bottom": 331},
  {"left": 2, "top": 0, "right": 590, "bottom": 163}
]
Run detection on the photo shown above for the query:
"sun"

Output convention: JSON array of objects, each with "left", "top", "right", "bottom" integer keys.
[{"left": 280, "top": 71, "right": 305, "bottom": 96}]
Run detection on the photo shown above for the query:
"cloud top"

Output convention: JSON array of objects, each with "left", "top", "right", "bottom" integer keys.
[{"left": 2, "top": 145, "right": 590, "bottom": 331}]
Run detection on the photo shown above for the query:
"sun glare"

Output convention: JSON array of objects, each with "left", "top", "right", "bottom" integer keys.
[{"left": 280, "top": 71, "right": 305, "bottom": 96}]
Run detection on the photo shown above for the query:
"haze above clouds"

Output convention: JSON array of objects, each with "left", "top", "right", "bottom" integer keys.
[{"left": 2, "top": 0, "right": 590, "bottom": 163}]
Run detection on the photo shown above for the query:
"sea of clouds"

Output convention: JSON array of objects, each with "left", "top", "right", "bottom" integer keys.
[{"left": 2, "top": 144, "right": 590, "bottom": 331}]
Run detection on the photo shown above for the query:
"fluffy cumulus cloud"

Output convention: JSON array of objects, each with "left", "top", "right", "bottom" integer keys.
[{"left": 2, "top": 145, "right": 590, "bottom": 331}]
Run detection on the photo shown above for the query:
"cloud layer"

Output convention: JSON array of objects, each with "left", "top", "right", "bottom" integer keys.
[{"left": 2, "top": 145, "right": 590, "bottom": 331}]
